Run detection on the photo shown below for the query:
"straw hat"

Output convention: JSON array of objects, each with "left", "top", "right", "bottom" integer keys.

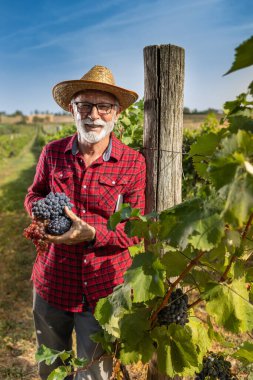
[{"left": 52, "top": 65, "right": 138, "bottom": 112}]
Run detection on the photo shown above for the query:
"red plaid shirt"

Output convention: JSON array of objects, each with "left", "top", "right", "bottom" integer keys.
[{"left": 24, "top": 132, "right": 146, "bottom": 312}]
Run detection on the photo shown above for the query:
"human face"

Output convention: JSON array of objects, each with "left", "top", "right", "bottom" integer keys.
[{"left": 69, "top": 90, "right": 121, "bottom": 144}]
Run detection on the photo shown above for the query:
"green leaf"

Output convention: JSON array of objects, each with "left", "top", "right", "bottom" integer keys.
[
  {"left": 151, "top": 325, "right": 198, "bottom": 376},
  {"left": 233, "top": 341, "right": 253, "bottom": 365},
  {"left": 120, "top": 334, "right": 154, "bottom": 364},
  {"left": 206, "top": 316, "right": 226, "bottom": 344},
  {"left": 188, "top": 318, "right": 211, "bottom": 360},
  {"left": 222, "top": 170, "right": 253, "bottom": 227},
  {"left": 47, "top": 366, "right": 69, "bottom": 380},
  {"left": 128, "top": 244, "right": 144, "bottom": 257},
  {"left": 161, "top": 250, "right": 189, "bottom": 278},
  {"left": 159, "top": 198, "right": 204, "bottom": 249},
  {"left": 119, "top": 308, "right": 151, "bottom": 345},
  {"left": 190, "top": 132, "right": 223, "bottom": 178},
  {"left": 189, "top": 213, "right": 224, "bottom": 251},
  {"left": 124, "top": 252, "right": 166, "bottom": 302},
  {"left": 90, "top": 330, "right": 115, "bottom": 354},
  {"left": 35, "top": 345, "right": 63, "bottom": 365},
  {"left": 228, "top": 113, "right": 253, "bottom": 134},
  {"left": 159, "top": 199, "right": 224, "bottom": 251},
  {"left": 203, "top": 279, "right": 253, "bottom": 333},
  {"left": 223, "top": 92, "right": 253, "bottom": 118},
  {"left": 70, "top": 357, "right": 89, "bottom": 368},
  {"left": 94, "top": 284, "right": 132, "bottom": 338},
  {"left": 224, "top": 35, "right": 253, "bottom": 75}
]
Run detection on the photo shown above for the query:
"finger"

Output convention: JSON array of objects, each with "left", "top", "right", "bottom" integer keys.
[
  {"left": 45, "top": 229, "right": 72, "bottom": 243},
  {"left": 64, "top": 206, "right": 80, "bottom": 222}
]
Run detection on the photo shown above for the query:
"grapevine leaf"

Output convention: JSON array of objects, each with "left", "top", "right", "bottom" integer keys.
[
  {"left": 206, "top": 316, "right": 226, "bottom": 344},
  {"left": 124, "top": 252, "right": 166, "bottom": 302},
  {"left": 189, "top": 213, "right": 224, "bottom": 251},
  {"left": 128, "top": 244, "right": 141, "bottom": 257},
  {"left": 120, "top": 334, "right": 154, "bottom": 364},
  {"left": 188, "top": 318, "right": 211, "bottom": 360},
  {"left": 208, "top": 130, "right": 253, "bottom": 191},
  {"left": 107, "top": 204, "right": 142, "bottom": 231},
  {"left": 223, "top": 92, "right": 253, "bottom": 118},
  {"left": 203, "top": 279, "right": 253, "bottom": 333},
  {"left": 228, "top": 114, "right": 253, "bottom": 134},
  {"left": 35, "top": 345, "right": 65, "bottom": 365},
  {"left": 222, "top": 171, "right": 253, "bottom": 227},
  {"left": 124, "top": 219, "right": 150, "bottom": 239},
  {"left": 246, "top": 267, "right": 253, "bottom": 282},
  {"left": 183, "top": 268, "right": 211, "bottom": 289},
  {"left": 161, "top": 251, "right": 189, "bottom": 277},
  {"left": 94, "top": 284, "right": 132, "bottom": 338},
  {"left": 91, "top": 330, "right": 116, "bottom": 354},
  {"left": 160, "top": 199, "right": 223, "bottom": 251},
  {"left": 119, "top": 308, "right": 151, "bottom": 345},
  {"left": 189, "top": 132, "right": 223, "bottom": 178},
  {"left": 151, "top": 325, "right": 198, "bottom": 376},
  {"left": 47, "top": 366, "right": 69, "bottom": 380},
  {"left": 224, "top": 35, "right": 253, "bottom": 75},
  {"left": 159, "top": 198, "right": 205, "bottom": 249},
  {"left": 70, "top": 357, "right": 88, "bottom": 368},
  {"left": 200, "top": 243, "right": 226, "bottom": 272},
  {"left": 233, "top": 341, "right": 253, "bottom": 365}
]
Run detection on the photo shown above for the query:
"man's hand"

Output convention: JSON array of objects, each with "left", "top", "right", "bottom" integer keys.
[{"left": 45, "top": 207, "right": 96, "bottom": 245}]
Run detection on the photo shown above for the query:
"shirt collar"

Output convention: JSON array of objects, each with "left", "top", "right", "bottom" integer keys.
[{"left": 65, "top": 132, "right": 122, "bottom": 162}]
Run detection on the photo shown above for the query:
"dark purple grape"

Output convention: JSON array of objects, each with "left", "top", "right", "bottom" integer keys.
[
  {"left": 157, "top": 288, "right": 189, "bottom": 327},
  {"left": 47, "top": 216, "right": 72, "bottom": 235}
]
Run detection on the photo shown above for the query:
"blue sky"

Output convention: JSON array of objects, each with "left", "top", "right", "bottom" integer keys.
[{"left": 0, "top": 0, "right": 252, "bottom": 114}]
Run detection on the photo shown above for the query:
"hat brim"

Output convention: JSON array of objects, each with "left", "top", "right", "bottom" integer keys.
[{"left": 52, "top": 80, "right": 138, "bottom": 112}]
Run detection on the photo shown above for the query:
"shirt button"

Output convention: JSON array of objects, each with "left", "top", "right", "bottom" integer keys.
[
  {"left": 112, "top": 180, "right": 116, "bottom": 185},
  {"left": 83, "top": 185, "right": 87, "bottom": 189},
  {"left": 84, "top": 259, "right": 87, "bottom": 263},
  {"left": 84, "top": 281, "right": 87, "bottom": 286},
  {"left": 83, "top": 209, "right": 86, "bottom": 213},
  {"left": 59, "top": 173, "right": 63, "bottom": 178}
]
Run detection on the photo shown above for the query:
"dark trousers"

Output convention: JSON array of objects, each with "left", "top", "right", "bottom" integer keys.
[{"left": 33, "top": 291, "right": 112, "bottom": 380}]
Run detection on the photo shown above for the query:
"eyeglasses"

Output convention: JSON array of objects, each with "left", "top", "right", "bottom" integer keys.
[{"left": 72, "top": 102, "right": 116, "bottom": 115}]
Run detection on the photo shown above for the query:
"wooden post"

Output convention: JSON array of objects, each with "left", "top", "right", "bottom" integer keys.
[{"left": 143, "top": 45, "right": 185, "bottom": 379}]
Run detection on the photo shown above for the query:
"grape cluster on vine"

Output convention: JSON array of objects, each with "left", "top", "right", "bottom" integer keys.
[
  {"left": 32, "top": 192, "right": 73, "bottom": 235},
  {"left": 195, "top": 352, "right": 237, "bottom": 380},
  {"left": 157, "top": 288, "right": 189, "bottom": 326}
]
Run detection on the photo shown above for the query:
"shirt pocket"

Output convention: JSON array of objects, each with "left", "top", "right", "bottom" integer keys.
[
  {"left": 50, "top": 169, "right": 74, "bottom": 198},
  {"left": 98, "top": 175, "right": 128, "bottom": 214}
]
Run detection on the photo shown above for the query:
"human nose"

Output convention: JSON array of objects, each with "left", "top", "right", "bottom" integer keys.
[{"left": 88, "top": 105, "right": 100, "bottom": 119}]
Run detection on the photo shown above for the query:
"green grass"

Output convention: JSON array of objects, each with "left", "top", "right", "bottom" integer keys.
[{"left": 0, "top": 127, "right": 43, "bottom": 379}]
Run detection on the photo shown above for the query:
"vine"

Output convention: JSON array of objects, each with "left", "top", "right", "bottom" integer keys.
[{"left": 36, "top": 36, "right": 253, "bottom": 379}]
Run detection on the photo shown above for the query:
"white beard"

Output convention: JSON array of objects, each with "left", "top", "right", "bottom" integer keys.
[{"left": 75, "top": 113, "right": 115, "bottom": 144}]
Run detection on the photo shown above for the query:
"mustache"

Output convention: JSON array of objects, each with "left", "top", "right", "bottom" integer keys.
[{"left": 82, "top": 118, "right": 107, "bottom": 127}]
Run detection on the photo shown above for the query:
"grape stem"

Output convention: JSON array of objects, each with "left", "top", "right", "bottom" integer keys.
[
  {"left": 220, "top": 211, "right": 253, "bottom": 282},
  {"left": 150, "top": 250, "right": 205, "bottom": 324}
]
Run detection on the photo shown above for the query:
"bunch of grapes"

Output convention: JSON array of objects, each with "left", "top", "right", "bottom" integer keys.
[
  {"left": 31, "top": 192, "right": 73, "bottom": 235},
  {"left": 23, "top": 219, "right": 48, "bottom": 254},
  {"left": 157, "top": 288, "right": 189, "bottom": 326},
  {"left": 24, "top": 192, "right": 74, "bottom": 253},
  {"left": 195, "top": 352, "right": 237, "bottom": 380},
  {"left": 32, "top": 192, "right": 73, "bottom": 220},
  {"left": 47, "top": 216, "right": 72, "bottom": 235}
]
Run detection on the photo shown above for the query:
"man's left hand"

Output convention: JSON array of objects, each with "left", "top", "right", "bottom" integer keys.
[{"left": 45, "top": 207, "right": 96, "bottom": 245}]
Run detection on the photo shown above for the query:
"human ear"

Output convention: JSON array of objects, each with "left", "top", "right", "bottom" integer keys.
[{"left": 68, "top": 103, "right": 74, "bottom": 115}]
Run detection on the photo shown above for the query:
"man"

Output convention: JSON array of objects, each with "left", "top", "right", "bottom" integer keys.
[{"left": 24, "top": 65, "right": 146, "bottom": 380}]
